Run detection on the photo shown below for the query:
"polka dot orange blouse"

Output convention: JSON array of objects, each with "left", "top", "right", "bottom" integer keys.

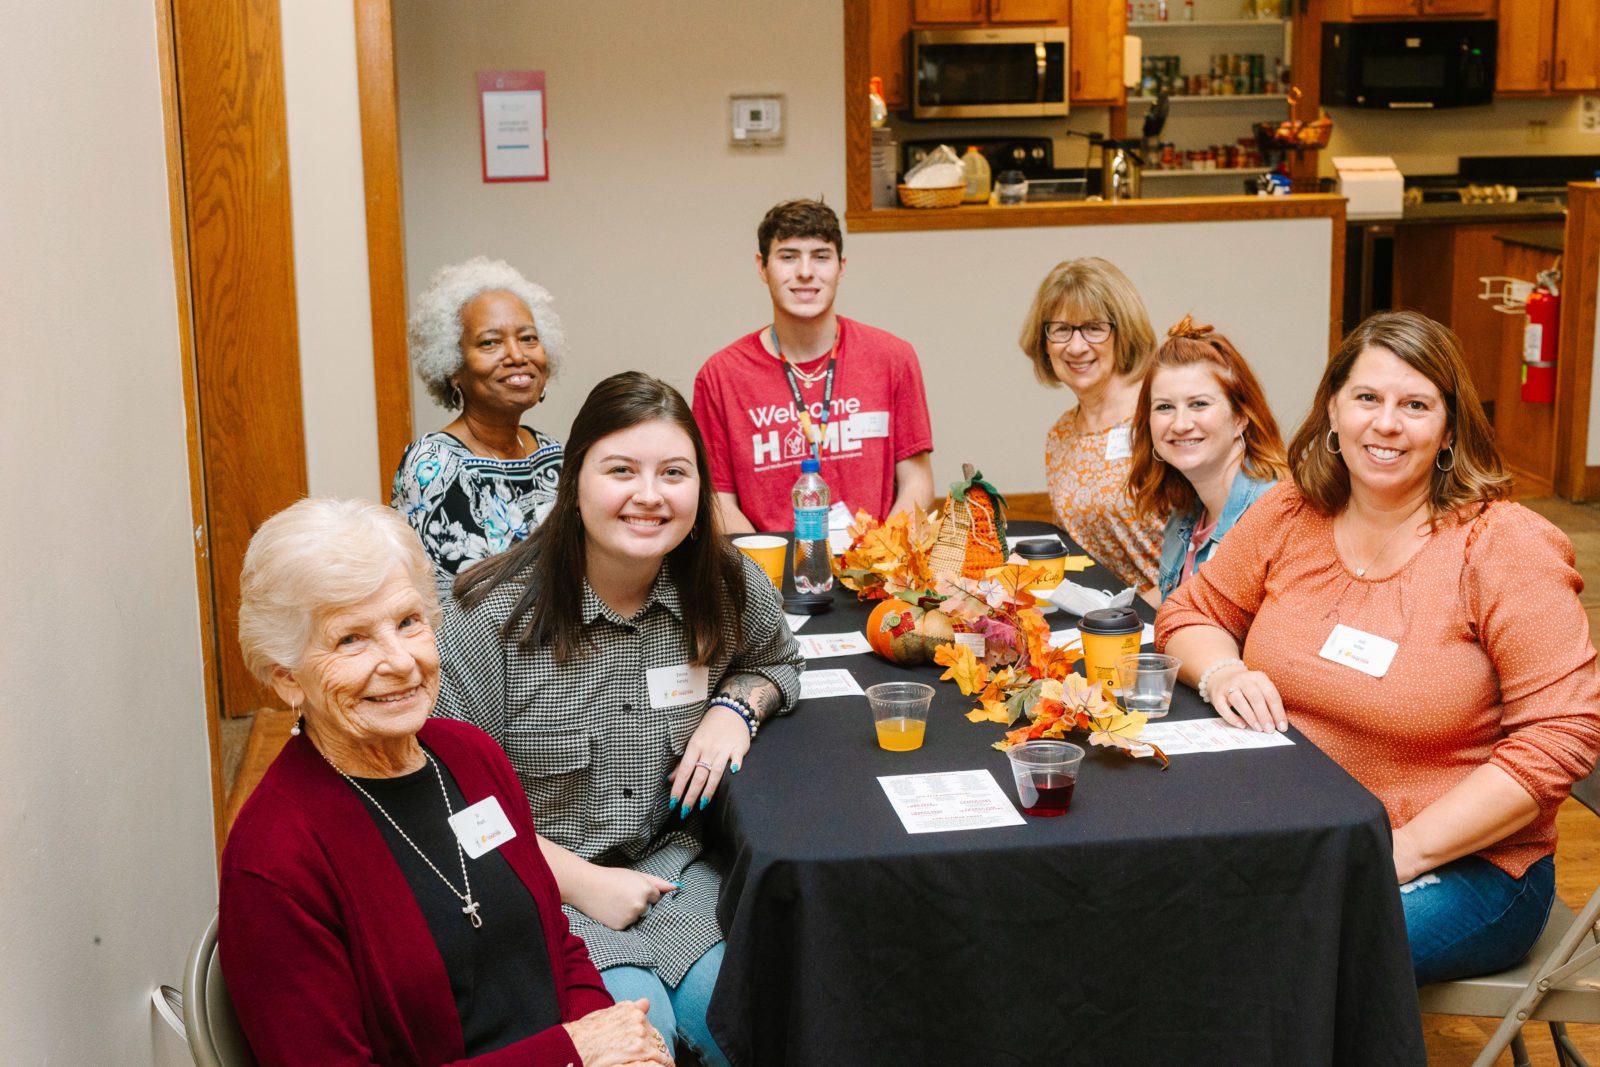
[{"left": 1157, "top": 483, "right": 1600, "bottom": 877}]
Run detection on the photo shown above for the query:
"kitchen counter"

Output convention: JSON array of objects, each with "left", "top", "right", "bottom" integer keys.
[
  {"left": 845, "top": 193, "right": 1344, "bottom": 233},
  {"left": 1350, "top": 201, "right": 1568, "bottom": 226},
  {"left": 1496, "top": 228, "right": 1565, "bottom": 254}
]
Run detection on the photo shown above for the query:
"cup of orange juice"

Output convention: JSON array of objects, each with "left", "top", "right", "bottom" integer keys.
[
  {"left": 732, "top": 535, "right": 787, "bottom": 588},
  {"left": 866, "top": 682, "right": 934, "bottom": 751}
]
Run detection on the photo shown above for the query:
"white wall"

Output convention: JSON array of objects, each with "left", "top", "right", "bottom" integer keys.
[
  {"left": 281, "top": 0, "right": 383, "bottom": 500},
  {"left": 394, "top": 0, "right": 1334, "bottom": 496},
  {"left": 0, "top": 2, "right": 217, "bottom": 1062},
  {"left": 1324, "top": 95, "right": 1598, "bottom": 177}
]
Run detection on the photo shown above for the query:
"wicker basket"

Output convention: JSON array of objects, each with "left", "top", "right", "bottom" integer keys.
[
  {"left": 898, "top": 184, "right": 965, "bottom": 209},
  {"left": 1254, "top": 117, "right": 1333, "bottom": 151}
]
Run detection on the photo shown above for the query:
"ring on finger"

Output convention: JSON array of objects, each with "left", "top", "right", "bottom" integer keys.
[
  {"left": 693, "top": 759, "right": 713, "bottom": 771},
  {"left": 1226, "top": 686, "right": 1240, "bottom": 697}
]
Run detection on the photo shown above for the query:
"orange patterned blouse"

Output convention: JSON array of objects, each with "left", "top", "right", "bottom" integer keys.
[{"left": 1045, "top": 407, "right": 1163, "bottom": 590}]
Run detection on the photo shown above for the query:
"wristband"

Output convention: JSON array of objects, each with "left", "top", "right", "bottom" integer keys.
[
  {"left": 709, "top": 696, "right": 759, "bottom": 739},
  {"left": 1197, "top": 658, "right": 1246, "bottom": 705}
]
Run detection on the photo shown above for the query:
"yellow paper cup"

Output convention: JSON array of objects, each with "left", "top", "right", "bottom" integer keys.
[
  {"left": 1079, "top": 606, "right": 1144, "bottom": 691},
  {"left": 1013, "top": 538, "right": 1068, "bottom": 591},
  {"left": 733, "top": 535, "right": 787, "bottom": 588}
]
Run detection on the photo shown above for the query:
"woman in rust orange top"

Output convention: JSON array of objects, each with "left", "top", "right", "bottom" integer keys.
[
  {"left": 1158, "top": 310, "right": 1600, "bottom": 984},
  {"left": 1020, "top": 258, "right": 1163, "bottom": 599}
]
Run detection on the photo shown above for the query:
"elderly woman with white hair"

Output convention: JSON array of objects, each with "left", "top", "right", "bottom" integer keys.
[
  {"left": 393, "top": 256, "right": 569, "bottom": 592},
  {"left": 220, "top": 497, "right": 672, "bottom": 1066}
]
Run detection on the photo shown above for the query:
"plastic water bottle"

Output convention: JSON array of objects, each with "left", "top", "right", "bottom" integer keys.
[{"left": 791, "top": 458, "right": 833, "bottom": 594}]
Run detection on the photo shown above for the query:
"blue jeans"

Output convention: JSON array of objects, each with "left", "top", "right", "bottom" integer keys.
[
  {"left": 1405, "top": 854, "right": 1556, "bottom": 985},
  {"left": 601, "top": 941, "right": 729, "bottom": 1067}
]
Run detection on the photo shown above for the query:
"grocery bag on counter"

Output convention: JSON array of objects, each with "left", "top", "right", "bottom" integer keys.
[{"left": 903, "top": 144, "right": 964, "bottom": 189}]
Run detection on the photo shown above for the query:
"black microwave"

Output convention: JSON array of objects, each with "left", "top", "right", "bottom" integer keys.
[
  {"left": 912, "top": 28, "right": 1070, "bottom": 120},
  {"left": 1321, "top": 21, "right": 1495, "bottom": 109}
]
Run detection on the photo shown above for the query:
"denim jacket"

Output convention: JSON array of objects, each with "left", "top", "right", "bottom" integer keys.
[{"left": 1155, "top": 470, "right": 1277, "bottom": 602}]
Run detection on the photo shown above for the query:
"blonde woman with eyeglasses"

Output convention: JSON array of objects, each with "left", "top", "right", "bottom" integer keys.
[{"left": 1019, "top": 258, "right": 1162, "bottom": 601}]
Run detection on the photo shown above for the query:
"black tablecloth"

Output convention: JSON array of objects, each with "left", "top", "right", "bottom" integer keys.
[{"left": 707, "top": 523, "right": 1424, "bottom": 1066}]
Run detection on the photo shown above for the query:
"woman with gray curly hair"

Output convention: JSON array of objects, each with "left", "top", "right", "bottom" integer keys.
[{"left": 393, "top": 256, "right": 571, "bottom": 592}]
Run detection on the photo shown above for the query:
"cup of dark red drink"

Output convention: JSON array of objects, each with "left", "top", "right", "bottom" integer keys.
[{"left": 1005, "top": 740, "right": 1086, "bottom": 817}]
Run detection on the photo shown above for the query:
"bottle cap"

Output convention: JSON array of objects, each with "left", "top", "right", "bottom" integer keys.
[{"left": 801, "top": 458, "right": 820, "bottom": 473}]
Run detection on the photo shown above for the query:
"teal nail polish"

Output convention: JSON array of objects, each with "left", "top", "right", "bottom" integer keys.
[
  {"left": 678, "top": 805, "right": 689, "bottom": 820},
  {"left": 666, "top": 796, "right": 677, "bottom": 812},
  {"left": 698, "top": 796, "right": 709, "bottom": 810},
  {"left": 730, "top": 763, "right": 741, "bottom": 774}
]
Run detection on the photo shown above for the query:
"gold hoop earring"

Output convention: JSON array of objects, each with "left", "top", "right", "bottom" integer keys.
[
  {"left": 1324, "top": 429, "right": 1341, "bottom": 455},
  {"left": 449, "top": 381, "right": 463, "bottom": 409},
  {"left": 1435, "top": 446, "right": 1456, "bottom": 472}
]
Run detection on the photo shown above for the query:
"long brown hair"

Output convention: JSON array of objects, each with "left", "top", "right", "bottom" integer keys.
[
  {"left": 1287, "top": 310, "right": 1510, "bottom": 520},
  {"left": 455, "top": 371, "right": 747, "bottom": 664},
  {"left": 1129, "top": 317, "right": 1288, "bottom": 519}
]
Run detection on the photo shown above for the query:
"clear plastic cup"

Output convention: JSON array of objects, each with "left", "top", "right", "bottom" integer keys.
[
  {"left": 866, "top": 682, "right": 935, "bottom": 752},
  {"left": 1112, "top": 652, "right": 1181, "bottom": 719},
  {"left": 1005, "top": 740, "right": 1085, "bottom": 817}
]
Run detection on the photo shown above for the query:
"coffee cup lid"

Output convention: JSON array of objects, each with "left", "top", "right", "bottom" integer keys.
[
  {"left": 1080, "top": 606, "right": 1142, "bottom": 634},
  {"left": 1013, "top": 538, "right": 1066, "bottom": 559}
]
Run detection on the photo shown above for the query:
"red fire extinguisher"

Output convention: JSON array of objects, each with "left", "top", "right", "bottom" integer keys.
[{"left": 1522, "top": 266, "right": 1561, "bottom": 404}]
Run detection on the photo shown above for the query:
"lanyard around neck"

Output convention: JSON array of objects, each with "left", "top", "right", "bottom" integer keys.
[{"left": 771, "top": 325, "right": 838, "bottom": 458}]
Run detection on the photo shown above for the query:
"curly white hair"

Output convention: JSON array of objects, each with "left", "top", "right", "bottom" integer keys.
[{"left": 407, "top": 256, "right": 568, "bottom": 409}]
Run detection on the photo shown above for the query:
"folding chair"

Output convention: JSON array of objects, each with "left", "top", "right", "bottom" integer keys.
[
  {"left": 1418, "top": 770, "right": 1600, "bottom": 1067},
  {"left": 181, "top": 910, "right": 257, "bottom": 1067}
]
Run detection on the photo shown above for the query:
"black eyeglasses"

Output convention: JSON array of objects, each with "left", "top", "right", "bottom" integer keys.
[{"left": 1044, "top": 320, "right": 1114, "bottom": 345}]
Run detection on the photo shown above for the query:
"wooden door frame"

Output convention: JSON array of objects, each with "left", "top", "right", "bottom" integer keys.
[
  {"left": 157, "top": 0, "right": 413, "bottom": 852},
  {"left": 355, "top": 0, "right": 413, "bottom": 487}
]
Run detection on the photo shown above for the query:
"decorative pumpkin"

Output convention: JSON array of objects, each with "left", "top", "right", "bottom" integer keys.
[
  {"left": 866, "top": 598, "right": 955, "bottom": 666},
  {"left": 930, "top": 464, "right": 1008, "bottom": 581}
]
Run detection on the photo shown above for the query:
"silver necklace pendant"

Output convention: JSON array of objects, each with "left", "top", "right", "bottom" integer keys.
[{"left": 463, "top": 899, "right": 483, "bottom": 928}]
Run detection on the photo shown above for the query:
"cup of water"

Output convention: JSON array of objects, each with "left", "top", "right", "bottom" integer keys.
[{"left": 1112, "top": 653, "right": 1180, "bottom": 719}]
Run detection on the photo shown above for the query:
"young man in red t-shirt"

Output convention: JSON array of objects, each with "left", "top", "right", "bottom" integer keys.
[{"left": 692, "top": 199, "right": 935, "bottom": 534}]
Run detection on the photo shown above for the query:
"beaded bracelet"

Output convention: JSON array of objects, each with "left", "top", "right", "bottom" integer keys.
[
  {"left": 1197, "top": 658, "right": 1246, "bottom": 705},
  {"left": 709, "top": 696, "right": 759, "bottom": 739}
]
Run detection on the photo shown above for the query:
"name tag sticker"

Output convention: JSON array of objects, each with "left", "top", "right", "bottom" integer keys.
[
  {"left": 449, "top": 796, "right": 517, "bottom": 859},
  {"left": 1105, "top": 425, "right": 1132, "bottom": 461},
  {"left": 646, "top": 663, "right": 709, "bottom": 709},
  {"left": 1318, "top": 623, "right": 1398, "bottom": 678},
  {"left": 850, "top": 411, "right": 890, "bottom": 439}
]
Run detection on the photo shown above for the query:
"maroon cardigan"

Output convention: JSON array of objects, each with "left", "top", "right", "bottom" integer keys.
[{"left": 220, "top": 718, "right": 612, "bottom": 1065}]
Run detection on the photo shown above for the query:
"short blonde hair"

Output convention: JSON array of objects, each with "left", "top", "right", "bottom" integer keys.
[
  {"left": 1018, "top": 257, "right": 1156, "bottom": 386},
  {"left": 238, "top": 498, "right": 440, "bottom": 684}
]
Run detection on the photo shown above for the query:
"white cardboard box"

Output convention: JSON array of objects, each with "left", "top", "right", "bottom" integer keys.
[{"left": 1333, "top": 156, "right": 1404, "bottom": 220}]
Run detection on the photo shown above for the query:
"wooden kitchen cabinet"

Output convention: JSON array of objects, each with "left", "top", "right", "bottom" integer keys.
[
  {"left": 1553, "top": 0, "right": 1600, "bottom": 91},
  {"left": 1497, "top": 0, "right": 1556, "bottom": 92},
  {"left": 914, "top": 0, "right": 1067, "bottom": 22},
  {"left": 1336, "top": 0, "right": 1492, "bottom": 16},
  {"left": 1071, "top": 0, "right": 1124, "bottom": 104},
  {"left": 991, "top": 0, "right": 1071, "bottom": 19},
  {"left": 1496, "top": 0, "right": 1596, "bottom": 93},
  {"left": 913, "top": 0, "right": 984, "bottom": 21},
  {"left": 871, "top": 0, "right": 914, "bottom": 107}
]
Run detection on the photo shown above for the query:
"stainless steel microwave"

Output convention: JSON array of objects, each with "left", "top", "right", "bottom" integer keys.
[
  {"left": 912, "top": 27, "right": 1071, "bottom": 120},
  {"left": 1320, "top": 21, "right": 1495, "bottom": 109}
]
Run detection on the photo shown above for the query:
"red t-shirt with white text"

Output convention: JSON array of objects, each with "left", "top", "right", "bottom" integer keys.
[{"left": 692, "top": 317, "right": 934, "bottom": 533}]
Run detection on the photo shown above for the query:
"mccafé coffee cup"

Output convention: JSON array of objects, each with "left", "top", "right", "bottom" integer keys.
[
  {"left": 1013, "top": 538, "right": 1068, "bottom": 590},
  {"left": 1080, "top": 606, "right": 1143, "bottom": 690}
]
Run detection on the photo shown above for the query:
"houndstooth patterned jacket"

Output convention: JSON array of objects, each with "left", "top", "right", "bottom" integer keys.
[{"left": 434, "top": 553, "right": 803, "bottom": 983}]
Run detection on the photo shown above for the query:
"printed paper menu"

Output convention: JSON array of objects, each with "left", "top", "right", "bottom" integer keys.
[{"left": 877, "top": 770, "right": 1026, "bottom": 834}]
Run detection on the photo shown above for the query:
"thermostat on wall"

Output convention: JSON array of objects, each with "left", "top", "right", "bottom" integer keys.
[{"left": 730, "top": 94, "right": 784, "bottom": 147}]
